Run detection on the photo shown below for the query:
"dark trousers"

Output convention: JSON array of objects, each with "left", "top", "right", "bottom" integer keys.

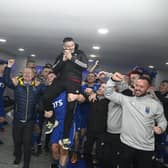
[
  {"left": 119, "top": 142, "right": 154, "bottom": 168},
  {"left": 43, "top": 78, "right": 80, "bottom": 139},
  {"left": 13, "top": 119, "right": 34, "bottom": 168},
  {"left": 99, "top": 132, "right": 121, "bottom": 168},
  {"left": 84, "top": 132, "right": 103, "bottom": 168}
]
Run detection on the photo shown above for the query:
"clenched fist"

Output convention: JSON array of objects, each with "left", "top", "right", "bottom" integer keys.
[{"left": 8, "top": 59, "right": 15, "bottom": 68}]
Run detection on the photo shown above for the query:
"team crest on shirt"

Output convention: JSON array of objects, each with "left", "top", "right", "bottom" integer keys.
[{"left": 145, "top": 106, "right": 150, "bottom": 114}]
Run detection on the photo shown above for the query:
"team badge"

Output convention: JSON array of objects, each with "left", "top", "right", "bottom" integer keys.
[{"left": 145, "top": 106, "right": 150, "bottom": 114}]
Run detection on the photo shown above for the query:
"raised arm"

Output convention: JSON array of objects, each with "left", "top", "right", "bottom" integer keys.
[
  {"left": 4, "top": 59, "right": 17, "bottom": 89},
  {"left": 104, "top": 72, "right": 125, "bottom": 105}
]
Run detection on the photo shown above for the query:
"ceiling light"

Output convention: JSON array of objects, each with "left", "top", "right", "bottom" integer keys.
[
  {"left": 30, "top": 54, "right": 36, "bottom": 57},
  {"left": 0, "top": 38, "right": 7, "bottom": 43},
  {"left": 18, "top": 48, "right": 25, "bottom": 52},
  {"left": 88, "top": 59, "right": 94, "bottom": 62},
  {"left": 90, "top": 54, "right": 97, "bottom": 58},
  {"left": 92, "top": 46, "right": 100, "bottom": 50},
  {"left": 148, "top": 65, "right": 154, "bottom": 69},
  {"left": 98, "top": 28, "right": 109, "bottom": 34},
  {"left": 165, "top": 62, "right": 168, "bottom": 65}
]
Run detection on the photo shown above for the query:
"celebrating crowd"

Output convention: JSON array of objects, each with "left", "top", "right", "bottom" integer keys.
[{"left": 0, "top": 37, "right": 168, "bottom": 168}]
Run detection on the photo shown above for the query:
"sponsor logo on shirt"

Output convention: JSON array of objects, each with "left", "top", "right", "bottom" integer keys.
[{"left": 52, "top": 99, "right": 63, "bottom": 108}]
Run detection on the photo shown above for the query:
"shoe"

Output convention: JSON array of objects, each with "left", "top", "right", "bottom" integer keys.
[
  {"left": 37, "top": 144, "right": 42, "bottom": 154},
  {"left": 13, "top": 159, "right": 20, "bottom": 167},
  {"left": 59, "top": 138, "right": 71, "bottom": 150},
  {"left": 31, "top": 147, "right": 38, "bottom": 156},
  {"left": 71, "top": 152, "right": 78, "bottom": 164},
  {"left": 45, "top": 120, "right": 59, "bottom": 134}
]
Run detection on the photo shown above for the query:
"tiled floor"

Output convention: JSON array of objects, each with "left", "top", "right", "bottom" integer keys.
[
  {"left": 0, "top": 124, "right": 86, "bottom": 168},
  {"left": 0, "top": 124, "right": 53, "bottom": 168}
]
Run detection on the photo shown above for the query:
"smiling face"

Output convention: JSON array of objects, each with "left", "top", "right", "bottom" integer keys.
[
  {"left": 96, "top": 83, "right": 106, "bottom": 96},
  {"left": 47, "top": 72, "right": 56, "bottom": 85},
  {"left": 159, "top": 81, "right": 168, "bottom": 94},
  {"left": 87, "top": 73, "right": 96, "bottom": 84},
  {"left": 134, "top": 79, "right": 150, "bottom": 97},
  {"left": 41, "top": 67, "right": 53, "bottom": 80},
  {"left": 22, "top": 67, "right": 35, "bottom": 82},
  {"left": 63, "top": 40, "right": 75, "bottom": 53}
]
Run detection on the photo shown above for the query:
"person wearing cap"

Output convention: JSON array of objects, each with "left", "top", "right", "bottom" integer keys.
[
  {"left": 43, "top": 37, "right": 88, "bottom": 150},
  {"left": 104, "top": 72, "right": 167, "bottom": 168}
]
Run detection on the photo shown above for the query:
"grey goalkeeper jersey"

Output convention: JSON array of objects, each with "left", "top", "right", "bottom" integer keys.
[{"left": 105, "top": 79, "right": 167, "bottom": 151}]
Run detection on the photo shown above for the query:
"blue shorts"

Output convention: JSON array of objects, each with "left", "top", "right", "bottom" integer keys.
[
  {"left": 50, "top": 119, "right": 76, "bottom": 147},
  {"left": 78, "top": 103, "right": 90, "bottom": 129}
]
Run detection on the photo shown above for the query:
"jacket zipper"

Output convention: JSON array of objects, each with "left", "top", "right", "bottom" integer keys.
[{"left": 25, "top": 86, "right": 29, "bottom": 121}]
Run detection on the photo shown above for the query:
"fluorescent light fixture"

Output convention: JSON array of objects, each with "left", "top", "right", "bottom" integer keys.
[
  {"left": 18, "top": 48, "right": 25, "bottom": 52},
  {"left": 88, "top": 59, "right": 94, "bottom": 62},
  {"left": 30, "top": 54, "right": 36, "bottom": 57},
  {"left": 98, "top": 28, "right": 109, "bottom": 34},
  {"left": 92, "top": 46, "right": 100, "bottom": 50},
  {"left": 0, "top": 38, "right": 7, "bottom": 43},
  {"left": 90, "top": 54, "right": 97, "bottom": 58},
  {"left": 148, "top": 65, "right": 154, "bottom": 69}
]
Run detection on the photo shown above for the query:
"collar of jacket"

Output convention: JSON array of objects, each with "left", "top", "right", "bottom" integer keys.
[{"left": 17, "top": 76, "right": 35, "bottom": 86}]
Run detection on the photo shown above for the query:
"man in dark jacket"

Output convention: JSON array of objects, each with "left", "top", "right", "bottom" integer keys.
[
  {"left": 43, "top": 37, "right": 88, "bottom": 149},
  {"left": 155, "top": 80, "right": 168, "bottom": 122},
  {"left": 4, "top": 59, "right": 44, "bottom": 168},
  {"left": 0, "top": 60, "right": 7, "bottom": 144},
  {"left": 84, "top": 83, "right": 109, "bottom": 168}
]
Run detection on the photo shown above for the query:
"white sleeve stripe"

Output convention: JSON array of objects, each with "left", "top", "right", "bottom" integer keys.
[{"left": 74, "top": 59, "right": 87, "bottom": 68}]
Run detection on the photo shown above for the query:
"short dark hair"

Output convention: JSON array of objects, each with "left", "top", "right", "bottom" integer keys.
[
  {"left": 43, "top": 64, "right": 52, "bottom": 69},
  {"left": 161, "top": 80, "right": 168, "bottom": 84},
  {"left": 138, "top": 76, "right": 152, "bottom": 86},
  {"left": 48, "top": 71, "right": 55, "bottom": 75},
  {"left": 63, "top": 37, "right": 74, "bottom": 43}
]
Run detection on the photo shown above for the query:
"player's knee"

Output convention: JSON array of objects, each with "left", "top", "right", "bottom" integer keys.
[{"left": 51, "top": 144, "right": 59, "bottom": 153}]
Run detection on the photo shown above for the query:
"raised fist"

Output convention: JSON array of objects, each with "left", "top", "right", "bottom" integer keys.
[
  {"left": 112, "top": 72, "right": 124, "bottom": 82},
  {"left": 8, "top": 59, "right": 15, "bottom": 68},
  {"left": 85, "top": 88, "right": 93, "bottom": 95}
]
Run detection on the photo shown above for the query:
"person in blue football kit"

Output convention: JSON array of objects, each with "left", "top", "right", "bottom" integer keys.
[
  {"left": 0, "top": 60, "right": 7, "bottom": 144},
  {"left": 49, "top": 91, "right": 85, "bottom": 168}
]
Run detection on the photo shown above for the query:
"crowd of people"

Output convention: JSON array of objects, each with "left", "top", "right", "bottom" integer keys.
[{"left": 0, "top": 37, "right": 168, "bottom": 168}]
